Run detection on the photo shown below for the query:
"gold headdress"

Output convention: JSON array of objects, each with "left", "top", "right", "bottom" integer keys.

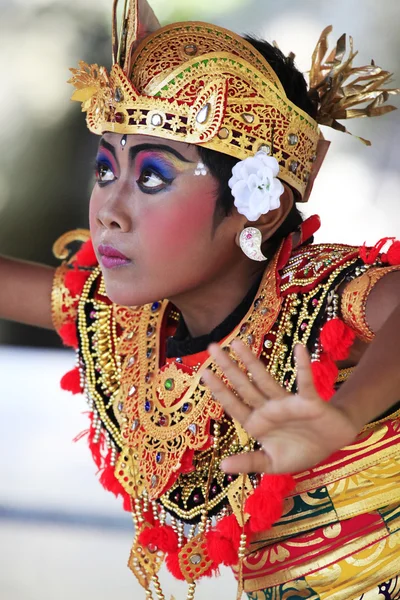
[{"left": 69, "top": 1, "right": 399, "bottom": 199}]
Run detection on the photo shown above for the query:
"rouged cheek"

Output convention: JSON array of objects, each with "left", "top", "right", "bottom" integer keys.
[
  {"left": 141, "top": 191, "right": 216, "bottom": 260},
  {"left": 89, "top": 189, "right": 100, "bottom": 236}
]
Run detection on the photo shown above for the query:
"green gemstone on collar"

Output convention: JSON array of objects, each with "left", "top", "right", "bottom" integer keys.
[{"left": 165, "top": 378, "right": 175, "bottom": 391}]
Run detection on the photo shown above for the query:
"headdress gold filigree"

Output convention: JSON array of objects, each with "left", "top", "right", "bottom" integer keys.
[{"left": 68, "top": 2, "right": 399, "bottom": 198}]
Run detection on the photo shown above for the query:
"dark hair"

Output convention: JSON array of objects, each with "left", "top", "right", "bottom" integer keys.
[{"left": 197, "top": 36, "right": 317, "bottom": 249}]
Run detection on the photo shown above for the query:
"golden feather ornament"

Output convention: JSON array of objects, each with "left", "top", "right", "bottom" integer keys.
[{"left": 309, "top": 25, "right": 400, "bottom": 145}]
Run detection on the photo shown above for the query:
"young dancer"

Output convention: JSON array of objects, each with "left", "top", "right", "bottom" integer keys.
[{"left": 1, "top": 1, "right": 399, "bottom": 598}]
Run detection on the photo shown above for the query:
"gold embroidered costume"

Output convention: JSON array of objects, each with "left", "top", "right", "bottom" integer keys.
[{"left": 52, "top": 225, "right": 400, "bottom": 599}]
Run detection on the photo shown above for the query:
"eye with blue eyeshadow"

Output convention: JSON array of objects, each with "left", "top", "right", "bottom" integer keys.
[
  {"left": 136, "top": 155, "right": 175, "bottom": 194},
  {"left": 95, "top": 152, "right": 117, "bottom": 185}
]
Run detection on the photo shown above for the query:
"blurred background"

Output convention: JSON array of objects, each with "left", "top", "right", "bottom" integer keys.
[{"left": 0, "top": 0, "right": 399, "bottom": 598}]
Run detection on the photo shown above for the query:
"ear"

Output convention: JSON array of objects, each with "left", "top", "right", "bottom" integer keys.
[
  {"left": 302, "top": 136, "right": 330, "bottom": 203},
  {"left": 234, "top": 183, "right": 294, "bottom": 247}
]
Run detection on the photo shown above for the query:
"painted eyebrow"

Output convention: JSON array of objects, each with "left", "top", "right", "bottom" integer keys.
[
  {"left": 98, "top": 139, "right": 194, "bottom": 166},
  {"left": 98, "top": 139, "right": 117, "bottom": 161},
  {"left": 129, "top": 143, "right": 194, "bottom": 164}
]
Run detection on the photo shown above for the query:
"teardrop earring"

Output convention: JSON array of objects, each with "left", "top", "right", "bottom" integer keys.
[{"left": 239, "top": 227, "right": 268, "bottom": 262}]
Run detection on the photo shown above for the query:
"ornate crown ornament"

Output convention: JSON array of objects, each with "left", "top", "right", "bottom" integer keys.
[{"left": 69, "top": 1, "right": 399, "bottom": 201}]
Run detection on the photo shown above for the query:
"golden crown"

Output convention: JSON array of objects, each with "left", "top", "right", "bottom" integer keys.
[{"left": 69, "top": 1, "right": 399, "bottom": 199}]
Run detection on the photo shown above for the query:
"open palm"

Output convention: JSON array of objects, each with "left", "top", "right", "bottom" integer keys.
[{"left": 202, "top": 340, "right": 359, "bottom": 474}]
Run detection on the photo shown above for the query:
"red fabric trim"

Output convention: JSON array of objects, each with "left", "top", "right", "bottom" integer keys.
[{"left": 238, "top": 510, "right": 386, "bottom": 584}]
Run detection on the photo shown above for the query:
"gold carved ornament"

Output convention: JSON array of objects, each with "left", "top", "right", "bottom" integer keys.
[
  {"left": 341, "top": 265, "right": 400, "bottom": 343},
  {"left": 69, "top": 3, "right": 399, "bottom": 201},
  {"left": 51, "top": 228, "right": 91, "bottom": 332},
  {"left": 68, "top": 15, "right": 321, "bottom": 199}
]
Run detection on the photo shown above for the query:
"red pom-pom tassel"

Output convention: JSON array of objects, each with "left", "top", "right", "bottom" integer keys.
[
  {"left": 59, "top": 322, "right": 78, "bottom": 349},
  {"left": 384, "top": 240, "right": 400, "bottom": 266},
  {"left": 64, "top": 268, "right": 91, "bottom": 296},
  {"left": 122, "top": 493, "right": 132, "bottom": 512},
  {"left": 245, "top": 474, "right": 295, "bottom": 534},
  {"left": 165, "top": 552, "right": 185, "bottom": 581},
  {"left": 206, "top": 530, "right": 238, "bottom": 566},
  {"left": 60, "top": 367, "right": 83, "bottom": 394},
  {"left": 320, "top": 318, "right": 355, "bottom": 361},
  {"left": 139, "top": 525, "right": 179, "bottom": 554},
  {"left": 360, "top": 237, "right": 392, "bottom": 265},
  {"left": 311, "top": 354, "right": 338, "bottom": 401},
  {"left": 74, "top": 239, "right": 97, "bottom": 267},
  {"left": 215, "top": 514, "right": 243, "bottom": 551}
]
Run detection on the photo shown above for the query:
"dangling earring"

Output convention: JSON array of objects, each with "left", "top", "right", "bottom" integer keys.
[{"left": 239, "top": 227, "right": 268, "bottom": 262}]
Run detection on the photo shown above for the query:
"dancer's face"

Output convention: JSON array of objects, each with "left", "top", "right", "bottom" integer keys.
[{"left": 89, "top": 133, "right": 244, "bottom": 306}]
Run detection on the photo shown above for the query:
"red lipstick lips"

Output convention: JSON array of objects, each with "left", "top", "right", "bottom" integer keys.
[{"left": 98, "top": 244, "right": 131, "bottom": 268}]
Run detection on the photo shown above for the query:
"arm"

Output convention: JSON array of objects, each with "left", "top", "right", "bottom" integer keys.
[
  {"left": 0, "top": 256, "right": 55, "bottom": 330},
  {"left": 332, "top": 271, "right": 400, "bottom": 429}
]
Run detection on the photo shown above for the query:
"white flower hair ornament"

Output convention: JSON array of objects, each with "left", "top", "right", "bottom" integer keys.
[{"left": 228, "top": 151, "right": 285, "bottom": 261}]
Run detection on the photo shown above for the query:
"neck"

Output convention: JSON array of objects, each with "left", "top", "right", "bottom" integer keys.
[{"left": 169, "top": 261, "right": 264, "bottom": 338}]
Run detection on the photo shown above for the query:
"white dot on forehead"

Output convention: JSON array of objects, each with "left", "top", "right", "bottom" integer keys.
[{"left": 120, "top": 135, "right": 127, "bottom": 147}]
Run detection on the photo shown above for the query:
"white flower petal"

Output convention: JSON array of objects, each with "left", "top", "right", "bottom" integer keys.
[
  {"left": 231, "top": 180, "right": 249, "bottom": 204},
  {"left": 229, "top": 152, "right": 283, "bottom": 222}
]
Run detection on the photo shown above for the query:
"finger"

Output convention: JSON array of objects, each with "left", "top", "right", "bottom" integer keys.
[
  {"left": 294, "top": 344, "right": 319, "bottom": 399},
  {"left": 220, "top": 450, "right": 272, "bottom": 474},
  {"left": 207, "top": 343, "right": 267, "bottom": 408},
  {"left": 201, "top": 368, "right": 252, "bottom": 425},
  {"left": 231, "top": 339, "right": 288, "bottom": 400}
]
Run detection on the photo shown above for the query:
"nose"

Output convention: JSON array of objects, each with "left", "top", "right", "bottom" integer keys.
[{"left": 95, "top": 184, "right": 133, "bottom": 232}]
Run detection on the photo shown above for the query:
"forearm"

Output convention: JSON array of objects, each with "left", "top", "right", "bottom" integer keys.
[
  {"left": 332, "top": 302, "right": 400, "bottom": 430},
  {"left": 0, "top": 256, "right": 55, "bottom": 330}
]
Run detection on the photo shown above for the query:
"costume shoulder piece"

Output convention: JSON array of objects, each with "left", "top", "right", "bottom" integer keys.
[{"left": 51, "top": 229, "right": 132, "bottom": 508}]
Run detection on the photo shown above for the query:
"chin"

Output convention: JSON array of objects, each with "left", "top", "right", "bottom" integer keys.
[{"left": 101, "top": 272, "right": 162, "bottom": 307}]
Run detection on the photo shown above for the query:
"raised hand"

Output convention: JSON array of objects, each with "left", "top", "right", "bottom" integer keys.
[{"left": 201, "top": 340, "right": 359, "bottom": 475}]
